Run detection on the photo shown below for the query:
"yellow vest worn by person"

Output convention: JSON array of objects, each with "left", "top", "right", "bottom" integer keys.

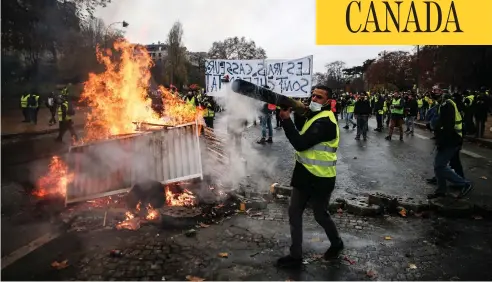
[
  {"left": 391, "top": 98, "right": 404, "bottom": 115},
  {"left": 417, "top": 99, "right": 423, "bottom": 108},
  {"left": 295, "top": 110, "right": 339, "bottom": 178},
  {"left": 58, "top": 101, "right": 72, "bottom": 121},
  {"left": 20, "top": 94, "right": 29, "bottom": 108},
  {"left": 437, "top": 99, "right": 462, "bottom": 137},
  {"left": 346, "top": 100, "right": 355, "bottom": 113}
]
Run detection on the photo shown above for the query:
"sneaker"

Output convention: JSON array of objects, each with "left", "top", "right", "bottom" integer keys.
[
  {"left": 458, "top": 183, "right": 473, "bottom": 198},
  {"left": 385, "top": 136, "right": 391, "bottom": 141},
  {"left": 266, "top": 137, "right": 273, "bottom": 143},
  {"left": 363, "top": 136, "right": 367, "bottom": 141},
  {"left": 410, "top": 131, "right": 414, "bottom": 136},
  {"left": 427, "top": 192, "right": 445, "bottom": 200},
  {"left": 355, "top": 136, "right": 360, "bottom": 140},
  {"left": 405, "top": 129, "right": 410, "bottom": 133},
  {"left": 400, "top": 136, "right": 404, "bottom": 141},
  {"left": 276, "top": 255, "right": 302, "bottom": 268},
  {"left": 257, "top": 138, "right": 266, "bottom": 144},
  {"left": 352, "top": 124, "right": 357, "bottom": 129},
  {"left": 324, "top": 240, "right": 344, "bottom": 260}
]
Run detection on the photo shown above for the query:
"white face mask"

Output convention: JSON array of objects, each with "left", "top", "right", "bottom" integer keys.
[{"left": 309, "top": 101, "right": 323, "bottom": 112}]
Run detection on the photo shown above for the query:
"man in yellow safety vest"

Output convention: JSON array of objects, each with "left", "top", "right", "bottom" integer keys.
[
  {"left": 428, "top": 92, "right": 472, "bottom": 199},
  {"left": 276, "top": 85, "right": 343, "bottom": 268},
  {"left": 20, "top": 93, "right": 30, "bottom": 122}
]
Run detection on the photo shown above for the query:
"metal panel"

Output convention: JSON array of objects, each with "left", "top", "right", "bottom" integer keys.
[{"left": 65, "top": 121, "right": 203, "bottom": 204}]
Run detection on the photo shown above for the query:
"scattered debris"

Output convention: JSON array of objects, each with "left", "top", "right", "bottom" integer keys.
[
  {"left": 218, "top": 252, "right": 229, "bottom": 258},
  {"left": 384, "top": 236, "right": 392, "bottom": 240},
  {"left": 480, "top": 176, "right": 487, "bottom": 180},
  {"left": 366, "top": 270, "right": 377, "bottom": 278},
  {"left": 199, "top": 223, "right": 210, "bottom": 228},
  {"left": 186, "top": 275, "right": 205, "bottom": 281},
  {"left": 161, "top": 276, "right": 166, "bottom": 281},
  {"left": 408, "top": 263, "right": 417, "bottom": 269},
  {"left": 353, "top": 157, "right": 357, "bottom": 159},
  {"left": 342, "top": 256, "right": 356, "bottom": 265},
  {"left": 110, "top": 250, "right": 123, "bottom": 257},
  {"left": 185, "top": 229, "right": 197, "bottom": 237},
  {"left": 248, "top": 212, "right": 263, "bottom": 217},
  {"left": 472, "top": 215, "right": 483, "bottom": 220},
  {"left": 398, "top": 207, "right": 407, "bottom": 217},
  {"left": 310, "top": 237, "right": 320, "bottom": 242},
  {"left": 116, "top": 217, "right": 140, "bottom": 230},
  {"left": 151, "top": 263, "right": 159, "bottom": 270},
  {"left": 51, "top": 260, "right": 69, "bottom": 270}
]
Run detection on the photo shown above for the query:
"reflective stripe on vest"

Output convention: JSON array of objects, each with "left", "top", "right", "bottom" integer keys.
[
  {"left": 383, "top": 101, "right": 388, "bottom": 112},
  {"left": 438, "top": 99, "right": 462, "bottom": 137},
  {"left": 464, "top": 95, "right": 474, "bottom": 106},
  {"left": 58, "top": 101, "right": 72, "bottom": 121},
  {"left": 295, "top": 110, "right": 339, "bottom": 178},
  {"left": 20, "top": 95, "right": 28, "bottom": 108},
  {"left": 391, "top": 98, "right": 404, "bottom": 115}
]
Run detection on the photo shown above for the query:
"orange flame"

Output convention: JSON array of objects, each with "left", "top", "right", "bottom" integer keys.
[
  {"left": 32, "top": 156, "right": 73, "bottom": 198},
  {"left": 145, "top": 203, "right": 159, "bottom": 220},
  {"left": 79, "top": 39, "right": 200, "bottom": 144},
  {"left": 165, "top": 186, "right": 196, "bottom": 206}
]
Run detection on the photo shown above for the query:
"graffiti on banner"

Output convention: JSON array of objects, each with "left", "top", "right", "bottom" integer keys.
[{"left": 205, "top": 56, "right": 313, "bottom": 98}]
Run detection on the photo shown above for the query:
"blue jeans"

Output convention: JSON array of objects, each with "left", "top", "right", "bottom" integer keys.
[
  {"left": 261, "top": 114, "right": 273, "bottom": 138},
  {"left": 345, "top": 112, "right": 356, "bottom": 126},
  {"left": 434, "top": 146, "right": 469, "bottom": 194},
  {"left": 418, "top": 108, "right": 425, "bottom": 120}
]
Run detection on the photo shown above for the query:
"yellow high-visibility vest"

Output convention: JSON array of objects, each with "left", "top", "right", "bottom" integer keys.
[
  {"left": 417, "top": 99, "right": 423, "bottom": 108},
  {"left": 295, "top": 110, "right": 339, "bottom": 178},
  {"left": 20, "top": 94, "right": 29, "bottom": 108},
  {"left": 391, "top": 98, "right": 404, "bottom": 115},
  {"left": 58, "top": 101, "right": 72, "bottom": 121},
  {"left": 438, "top": 99, "right": 462, "bottom": 137}
]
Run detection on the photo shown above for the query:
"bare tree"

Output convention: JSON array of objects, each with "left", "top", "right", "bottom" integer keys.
[
  {"left": 208, "top": 36, "right": 266, "bottom": 60},
  {"left": 164, "top": 22, "right": 188, "bottom": 88},
  {"left": 324, "top": 61, "right": 347, "bottom": 90}
]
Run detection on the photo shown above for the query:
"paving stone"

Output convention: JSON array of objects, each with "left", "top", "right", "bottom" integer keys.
[
  {"left": 429, "top": 197, "right": 474, "bottom": 217},
  {"left": 345, "top": 196, "right": 382, "bottom": 216}
]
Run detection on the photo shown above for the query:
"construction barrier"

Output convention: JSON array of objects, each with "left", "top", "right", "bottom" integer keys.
[{"left": 65, "top": 121, "right": 203, "bottom": 204}]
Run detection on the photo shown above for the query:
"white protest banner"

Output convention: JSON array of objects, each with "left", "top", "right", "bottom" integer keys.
[{"left": 204, "top": 56, "right": 313, "bottom": 98}]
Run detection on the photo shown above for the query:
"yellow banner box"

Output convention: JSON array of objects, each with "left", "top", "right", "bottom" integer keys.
[{"left": 316, "top": 0, "right": 492, "bottom": 45}]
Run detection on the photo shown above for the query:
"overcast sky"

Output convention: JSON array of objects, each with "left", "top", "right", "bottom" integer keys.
[{"left": 94, "top": 0, "right": 414, "bottom": 73}]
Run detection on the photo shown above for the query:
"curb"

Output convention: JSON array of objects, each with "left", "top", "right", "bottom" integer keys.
[
  {"left": 2, "top": 124, "right": 85, "bottom": 139},
  {"left": 269, "top": 184, "right": 492, "bottom": 219},
  {"left": 414, "top": 122, "right": 492, "bottom": 149}
]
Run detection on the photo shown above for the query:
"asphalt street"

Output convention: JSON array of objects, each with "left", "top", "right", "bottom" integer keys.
[{"left": 1, "top": 115, "right": 492, "bottom": 280}]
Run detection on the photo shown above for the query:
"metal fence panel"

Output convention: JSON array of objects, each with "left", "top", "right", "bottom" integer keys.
[{"left": 65, "top": 121, "right": 203, "bottom": 204}]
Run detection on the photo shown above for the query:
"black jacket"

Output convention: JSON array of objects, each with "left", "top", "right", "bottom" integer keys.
[
  {"left": 283, "top": 105, "right": 337, "bottom": 189},
  {"left": 406, "top": 98, "right": 418, "bottom": 116},
  {"left": 375, "top": 97, "right": 384, "bottom": 112},
  {"left": 434, "top": 100, "right": 463, "bottom": 148},
  {"left": 354, "top": 99, "right": 371, "bottom": 115}
]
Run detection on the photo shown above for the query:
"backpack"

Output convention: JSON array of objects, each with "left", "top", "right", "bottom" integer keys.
[
  {"left": 28, "top": 95, "right": 37, "bottom": 107},
  {"left": 425, "top": 105, "right": 439, "bottom": 130},
  {"left": 66, "top": 101, "right": 75, "bottom": 115}
]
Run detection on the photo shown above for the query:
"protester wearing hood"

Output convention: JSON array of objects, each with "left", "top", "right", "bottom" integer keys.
[{"left": 276, "top": 85, "right": 343, "bottom": 268}]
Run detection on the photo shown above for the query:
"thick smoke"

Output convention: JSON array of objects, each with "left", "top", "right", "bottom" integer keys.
[{"left": 202, "top": 83, "right": 279, "bottom": 195}]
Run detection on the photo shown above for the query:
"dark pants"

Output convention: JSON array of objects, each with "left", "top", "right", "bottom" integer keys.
[
  {"left": 57, "top": 120, "right": 78, "bottom": 141},
  {"left": 49, "top": 107, "right": 57, "bottom": 125},
  {"left": 289, "top": 179, "right": 340, "bottom": 258},
  {"left": 376, "top": 113, "right": 383, "bottom": 129},
  {"left": 29, "top": 107, "right": 39, "bottom": 124},
  {"left": 275, "top": 109, "right": 282, "bottom": 127},
  {"left": 434, "top": 146, "right": 469, "bottom": 194},
  {"left": 22, "top": 107, "right": 29, "bottom": 122},
  {"left": 204, "top": 117, "right": 214, "bottom": 128},
  {"left": 356, "top": 115, "right": 369, "bottom": 138},
  {"left": 475, "top": 118, "right": 486, "bottom": 138},
  {"left": 464, "top": 112, "right": 475, "bottom": 135}
]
